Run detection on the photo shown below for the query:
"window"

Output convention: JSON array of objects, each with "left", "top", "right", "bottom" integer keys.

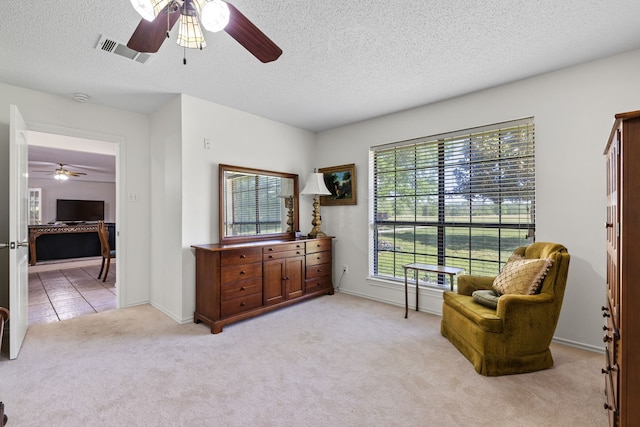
[
  {"left": 370, "top": 118, "right": 535, "bottom": 288},
  {"left": 227, "top": 174, "right": 282, "bottom": 236}
]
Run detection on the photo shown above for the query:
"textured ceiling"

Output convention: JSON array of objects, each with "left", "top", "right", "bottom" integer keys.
[{"left": 2, "top": 1, "right": 640, "bottom": 133}]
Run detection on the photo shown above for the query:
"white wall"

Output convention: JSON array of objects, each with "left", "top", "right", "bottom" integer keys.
[
  {"left": 149, "top": 95, "right": 183, "bottom": 320},
  {"left": 28, "top": 178, "right": 116, "bottom": 223},
  {"left": 149, "top": 94, "right": 317, "bottom": 322},
  {"left": 0, "top": 83, "right": 151, "bottom": 308},
  {"left": 315, "top": 48, "right": 640, "bottom": 351}
]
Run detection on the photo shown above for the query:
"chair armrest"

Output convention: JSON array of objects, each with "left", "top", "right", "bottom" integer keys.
[
  {"left": 457, "top": 275, "right": 496, "bottom": 296},
  {"left": 496, "top": 293, "right": 554, "bottom": 321}
]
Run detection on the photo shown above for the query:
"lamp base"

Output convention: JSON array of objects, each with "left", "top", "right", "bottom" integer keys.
[
  {"left": 307, "top": 228, "right": 327, "bottom": 239},
  {"left": 307, "top": 196, "right": 327, "bottom": 239}
]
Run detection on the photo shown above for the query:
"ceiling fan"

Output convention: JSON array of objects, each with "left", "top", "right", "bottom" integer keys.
[
  {"left": 127, "top": 0, "right": 282, "bottom": 63},
  {"left": 34, "top": 163, "right": 87, "bottom": 181}
]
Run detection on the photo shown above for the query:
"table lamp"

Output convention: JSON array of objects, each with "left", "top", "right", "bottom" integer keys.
[{"left": 300, "top": 170, "right": 331, "bottom": 238}]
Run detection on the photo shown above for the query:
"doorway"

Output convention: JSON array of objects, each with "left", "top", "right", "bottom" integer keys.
[{"left": 25, "top": 130, "right": 120, "bottom": 325}]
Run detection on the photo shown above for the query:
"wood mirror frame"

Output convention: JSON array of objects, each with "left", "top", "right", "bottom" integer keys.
[{"left": 219, "top": 164, "right": 299, "bottom": 243}]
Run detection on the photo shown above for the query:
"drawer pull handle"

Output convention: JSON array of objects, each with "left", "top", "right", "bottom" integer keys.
[
  {"left": 603, "top": 334, "right": 612, "bottom": 343},
  {"left": 240, "top": 271, "right": 246, "bottom": 275},
  {"left": 240, "top": 254, "right": 246, "bottom": 259},
  {"left": 240, "top": 287, "right": 247, "bottom": 290},
  {"left": 268, "top": 248, "right": 274, "bottom": 251},
  {"left": 240, "top": 302, "right": 246, "bottom": 306},
  {"left": 317, "top": 269, "right": 322, "bottom": 273},
  {"left": 269, "top": 255, "right": 274, "bottom": 259}
]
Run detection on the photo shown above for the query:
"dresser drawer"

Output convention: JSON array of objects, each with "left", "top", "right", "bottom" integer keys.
[
  {"left": 221, "top": 277, "right": 262, "bottom": 301},
  {"left": 221, "top": 262, "right": 262, "bottom": 284},
  {"left": 306, "top": 262, "right": 331, "bottom": 279},
  {"left": 263, "top": 249, "right": 304, "bottom": 261},
  {"left": 263, "top": 242, "right": 305, "bottom": 253},
  {"left": 306, "top": 251, "right": 331, "bottom": 266},
  {"left": 306, "top": 239, "right": 331, "bottom": 254},
  {"left": 221, "top": 247, "right": 263, "bottom": 265},
  {"left": 305, "top": 276, "right": 333, "bottom": 294},
  {"left": 221, "top": 292, "right": 263, "bottom": 318}
]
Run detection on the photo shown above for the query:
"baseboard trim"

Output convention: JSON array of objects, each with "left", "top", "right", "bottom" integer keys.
[
  {"left": 551, "top": 336, "right": 604, "bottom": 354},
  {"left": 337, "top": 288, "right": 442, "bottom": 316},
  {"left": 337, "top": 288, "right": 604, "bottom": 354}
]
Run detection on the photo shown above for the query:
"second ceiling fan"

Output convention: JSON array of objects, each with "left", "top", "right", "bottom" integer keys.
[{"left": 127, "top": 0, "right": 282, "bottom": 63}]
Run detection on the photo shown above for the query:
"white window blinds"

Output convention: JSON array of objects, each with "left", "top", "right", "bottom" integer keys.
[{"left": 370, "top": 118, "right": 535, "bottom": 286}]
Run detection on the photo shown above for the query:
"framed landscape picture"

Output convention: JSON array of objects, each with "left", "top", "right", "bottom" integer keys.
[{"left": 319, "top": 163, "right": 356, "bottom": 206}]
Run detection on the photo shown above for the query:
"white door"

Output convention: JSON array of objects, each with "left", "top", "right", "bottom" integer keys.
[{"left": 9, "top": 105, "right": 29, "bottom": 359}]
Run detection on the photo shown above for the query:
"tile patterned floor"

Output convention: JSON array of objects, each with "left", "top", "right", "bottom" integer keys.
[{"left": 28, "top": 260, "right": 116, "bottom": 326}]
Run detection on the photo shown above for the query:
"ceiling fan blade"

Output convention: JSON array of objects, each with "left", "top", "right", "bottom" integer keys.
[
  {"left": 127, "top": 5, "right": 181, "bottom": 53},
  {"left": 224, "top": 3, "right": 282, "bottom": 63},
  {"left": 66, "top": 171, "right": 87, "bottom": 177}
]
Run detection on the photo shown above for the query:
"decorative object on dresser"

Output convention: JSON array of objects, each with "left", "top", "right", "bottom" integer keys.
[
  {"left": 603, "top": 110, "right": 640, "bottom": 426},
  {"left": 300, "top": 170, "right": 332, "bottom": 238},
  {"left": 192, "top": 237, "right": 334, "bottom": 333}
]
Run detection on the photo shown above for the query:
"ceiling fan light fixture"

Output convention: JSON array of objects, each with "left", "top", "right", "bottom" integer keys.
[
  {"left": 129, "top": 0, "right": 171, "bottom": 22},
  {"left": 54, "top": 172, "right": 68, "bottom": 181},
  {"left": 200, "top": 0, "right": 230, "bottom": 33},
  {"left": 177, "top": 13, "right": 207, "bottom": 49}
]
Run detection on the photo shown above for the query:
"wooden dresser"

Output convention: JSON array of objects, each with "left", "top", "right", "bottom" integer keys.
[
  {"left": 192, "top": 237, "right": 333, "bottom": 333},
  {"left": 603, "top": 110, "right": 640, "bottom": 426}
]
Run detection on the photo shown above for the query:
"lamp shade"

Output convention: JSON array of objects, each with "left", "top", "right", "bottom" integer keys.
[
  {"left": 300, "top": 172, "right": 331, "bottom": 196},
  {"left": 177, "top": 14, "right": 207, "bottom": 49},
  {"left": 277, "top": 179, "right": 294, "bottom": 198}
]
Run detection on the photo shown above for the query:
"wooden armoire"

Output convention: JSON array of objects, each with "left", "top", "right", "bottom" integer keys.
[{"left": 603, "top": 110, "right": 640, "bottom": 426}]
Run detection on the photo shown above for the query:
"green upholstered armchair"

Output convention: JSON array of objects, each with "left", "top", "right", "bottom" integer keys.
[{"left": 440, "top": 242, "right": 570, "bottom": 376}]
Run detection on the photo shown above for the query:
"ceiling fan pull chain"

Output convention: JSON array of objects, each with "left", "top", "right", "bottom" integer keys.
[
  {"left": 166, "top": 11, "right": 170, "bottom": 39},
  {"left": 183, "top": 46, "right": 187, "bottom": 65}
]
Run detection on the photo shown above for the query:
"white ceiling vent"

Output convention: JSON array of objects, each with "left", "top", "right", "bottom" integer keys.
[{"left": 96, "top": 35, "right": 152, "bottom": 64}]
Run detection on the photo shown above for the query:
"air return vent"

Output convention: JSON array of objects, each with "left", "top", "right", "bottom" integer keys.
[{"left": 96, "top": 35, "right": 152, "bottom": 64}]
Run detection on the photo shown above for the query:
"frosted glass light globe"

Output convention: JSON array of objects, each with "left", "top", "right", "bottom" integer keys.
[
  {"left": 201, "top": 0, "right": 230, "bottom": 32},
  {"left": 130, "top": 0, "right": 171, "bottom": 22}
]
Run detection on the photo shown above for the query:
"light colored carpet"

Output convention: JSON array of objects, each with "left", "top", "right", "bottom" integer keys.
[{"left": 0, "top": 293, "right": 606, "bottom": 426}]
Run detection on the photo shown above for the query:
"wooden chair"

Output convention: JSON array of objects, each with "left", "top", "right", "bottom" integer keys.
[
  {"left": 97, "top": 221, "right": 115, "bottom": 282},
  {"left": 1, "top": 307, "right": 9, "bottom": 426}
]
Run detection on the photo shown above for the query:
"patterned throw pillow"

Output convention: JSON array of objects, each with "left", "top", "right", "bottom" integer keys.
[{"left": 492, "top": 258, "right": 553, "bottom": 295}]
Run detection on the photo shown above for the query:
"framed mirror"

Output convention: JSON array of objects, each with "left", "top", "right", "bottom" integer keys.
[{"left": 219, "top": 164, "right": 299, "bottom": 243}]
